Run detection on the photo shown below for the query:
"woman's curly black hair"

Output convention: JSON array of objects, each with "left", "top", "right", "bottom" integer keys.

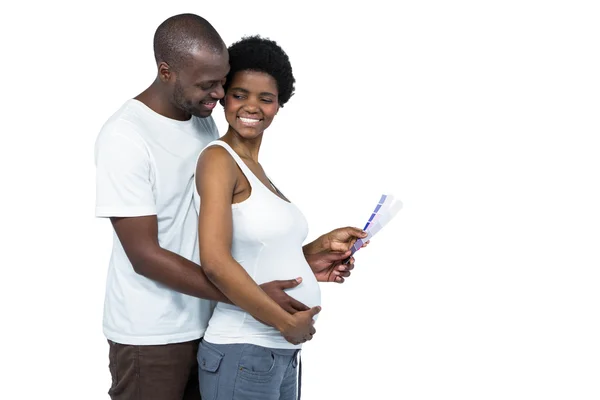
[{"left": 224, "top": 35, "right": 295, "bottom": 107}]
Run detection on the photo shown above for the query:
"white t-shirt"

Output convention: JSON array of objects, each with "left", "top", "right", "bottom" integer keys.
[
  {"left": 195, "top": 141, "right": 321, "bottom": 349},
  {"left": 95, "top": 99, "right": 219, "bottom": 345}
]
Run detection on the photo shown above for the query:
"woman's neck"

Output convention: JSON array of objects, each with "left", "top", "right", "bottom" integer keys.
[{"left": 222, "top": 128, "right": 263, "bottom": 162}]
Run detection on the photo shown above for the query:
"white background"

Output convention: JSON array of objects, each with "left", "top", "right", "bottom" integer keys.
[{"left": 1, "top": 0, "right": 599, "bottom": 399}]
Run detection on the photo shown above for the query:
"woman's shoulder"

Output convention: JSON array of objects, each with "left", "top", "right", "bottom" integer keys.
[{"left": 197, "top": 141, "right": 237, "bottom": 175}]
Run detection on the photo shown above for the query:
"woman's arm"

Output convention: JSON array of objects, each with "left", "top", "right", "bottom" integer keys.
[{"left": 196, "top": 146, "right": 320, "bottom": 345}]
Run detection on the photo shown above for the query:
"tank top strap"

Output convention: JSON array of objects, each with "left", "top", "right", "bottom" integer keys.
[{"left": 203, "top": 140, "right": 262, "bottom": 187}]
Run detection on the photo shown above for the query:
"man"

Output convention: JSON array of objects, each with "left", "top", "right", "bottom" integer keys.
[{"left": 95, "top": 13, "right": 366, "bottom": 400}]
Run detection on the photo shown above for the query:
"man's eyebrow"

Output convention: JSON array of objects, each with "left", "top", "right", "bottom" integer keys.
[{"left": 198, "top": 79, "right": 221, "bottom": 85}]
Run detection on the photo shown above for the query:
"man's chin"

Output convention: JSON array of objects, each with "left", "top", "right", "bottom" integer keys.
[{"left": 191, "top": 109, "right": 213, "bottom": 118}]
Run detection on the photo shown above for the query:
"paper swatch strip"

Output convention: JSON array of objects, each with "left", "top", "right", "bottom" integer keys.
[{"left": 349, "top": 194, "right": 403, "bottom": 256}]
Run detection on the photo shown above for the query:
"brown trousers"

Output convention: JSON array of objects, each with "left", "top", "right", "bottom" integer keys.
[{"left": 108, "top": 339, "right": 201, "bottom": 400}]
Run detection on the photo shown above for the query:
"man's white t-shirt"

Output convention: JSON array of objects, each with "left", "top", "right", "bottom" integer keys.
[{"left": 95, "top": 99, "right": 219, "bottom": 345}]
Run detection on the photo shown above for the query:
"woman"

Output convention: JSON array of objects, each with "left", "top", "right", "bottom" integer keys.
[{"left": 195, "top": 35, "right": 360, "bottom": 399}]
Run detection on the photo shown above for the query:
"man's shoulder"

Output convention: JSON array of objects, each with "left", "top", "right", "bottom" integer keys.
[{"left": 97, "top": 100, "right": 147, "bottom": 146}]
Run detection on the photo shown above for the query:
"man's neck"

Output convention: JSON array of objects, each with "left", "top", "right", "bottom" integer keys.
[{"left": 134, "top": 83, "right": 190, "bottom": 121}]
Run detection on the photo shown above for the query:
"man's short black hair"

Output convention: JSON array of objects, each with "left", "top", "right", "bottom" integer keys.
[
  {"left": 225, "top": 35, "right": 295, "bottom": 107},
  {"left": 153, "top": 13, "right": 225, "bottom": 71}
]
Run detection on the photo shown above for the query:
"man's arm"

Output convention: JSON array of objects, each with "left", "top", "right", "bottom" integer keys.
[
  {"left": 111, "top": 215, "right": 229, "bottom": 302},
  {"left": 111, "top": 215, "right": 310, "bottom": 306}
]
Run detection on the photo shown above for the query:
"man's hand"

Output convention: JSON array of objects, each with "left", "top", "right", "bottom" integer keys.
[
  {"left": 304, "top": 251, "right": 355, "bottom": 283},
  {"left": 303, "top": 226, "right": 369, "bottom": 283},
  {"left": 260, "top": 278, "right": 310, "bottom": 314}
]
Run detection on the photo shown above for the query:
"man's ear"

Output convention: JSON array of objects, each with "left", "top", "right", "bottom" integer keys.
[{"left": 158, "top": 62, "right": 173, "bottom": 82}]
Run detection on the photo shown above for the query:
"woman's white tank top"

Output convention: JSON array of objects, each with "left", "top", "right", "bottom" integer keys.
[{"left": 194, "top": 140, "right": 321, "bottom": 349}]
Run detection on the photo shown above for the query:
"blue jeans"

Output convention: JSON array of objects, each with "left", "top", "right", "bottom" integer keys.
[{"left": 197, "top": 339, "right": 301, "bottom": 400}]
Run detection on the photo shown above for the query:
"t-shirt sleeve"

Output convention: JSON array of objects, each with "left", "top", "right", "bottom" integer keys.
[{"left": 95, "top": 128, "right": 157, "bottom": 218}]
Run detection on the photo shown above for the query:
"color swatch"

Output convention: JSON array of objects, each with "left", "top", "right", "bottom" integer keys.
[{"left": 343, "top": 194, "right": 403, "bottom": 264}]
